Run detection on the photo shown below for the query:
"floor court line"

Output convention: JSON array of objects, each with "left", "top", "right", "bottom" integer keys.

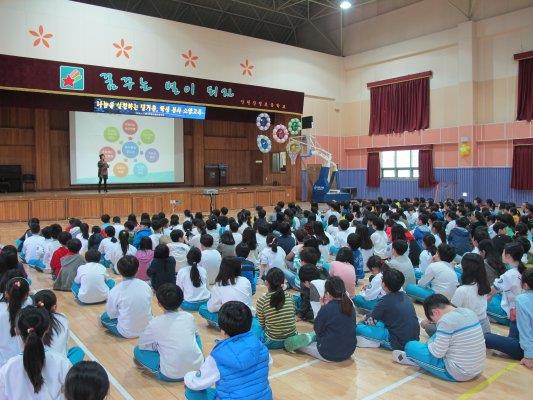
[
  {"left": 269, "top": 359, "right": 321, "bottom": 379},
  {"left": 69, "top": 331, "right": 135, "bottom": 400},
  {"left": 457, "top": 361, "right": 519, "bottom": 400},
  {"left": 361, "top": 372, "right": 422, "bottom": 400}
]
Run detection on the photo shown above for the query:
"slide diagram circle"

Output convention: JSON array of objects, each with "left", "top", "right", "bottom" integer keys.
[
  {"left": 104, "top": 127, "right": 120, "bottom": 142},
  {"left": 141, "top": 129, "right": 155, "bottom": 144},
  {"left": 99, "top": 146, "right": 116, "bottom": 162},
  {"left": 145, "top": 148, "right": 159, "bottom": 163},
  {"left": 134, "top": 163, "right": 148, "bottom": 177},
  {"left": 122, "top": 119, "right": 138, "bottom": 135},
  {"left": 113, "top": 162, "right": 128, "bottom": 177},
  {"left": 122, "top": 141, "right": 139, "bottom": 158}
]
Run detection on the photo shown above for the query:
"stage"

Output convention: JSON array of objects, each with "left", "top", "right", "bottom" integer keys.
[{"left": 0, "top": 185, "right": 296, "bottom": 222}]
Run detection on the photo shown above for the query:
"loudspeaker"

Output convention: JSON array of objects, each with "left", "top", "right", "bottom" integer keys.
[{"left": 302, "top": 116, "right": 313, "bottom": 129}]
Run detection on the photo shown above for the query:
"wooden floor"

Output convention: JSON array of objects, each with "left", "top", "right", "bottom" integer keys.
[{"left": 0, "top": 219, "right": 529, "bottom": 400}]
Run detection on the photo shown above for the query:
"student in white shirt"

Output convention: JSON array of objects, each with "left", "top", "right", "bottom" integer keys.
[
  {"left": 108, "top": 230, "right": 137, "bottom": 273},
  {"left": 168, "top": 229, "right": 190, "bottom": 272},
  {"left": 64, "top": 361, "right": 110, "bottom": 400},
  {"left": 259, "top": 234, "right": 286, "bottom": 278},
  {"left": 149, "top": 220, "right": 164, "bottom": 250},
  {"left": 134, "top": 283, "right": 204, "bottom": 381},
  {"left": 326, "top": 215, "right": 339, "bottom": 237},
  {"left": 0, "top": 277, "right": 29, "bottom": 366},
  {"left": 75, "top": 223, "right": 90, "bottom": 256},
  {"left": 198, "top": 234, "right": 222, "bottom": 287},
  {"left": 72, "top": 250, "right": 116, "bottom": 304},
  {"left": 176, "top": 247, "right": 210, "bottom": 311},
  {"left": 43, "top": 224, "right": 62, "bottom": 271},
  {"left": 370, "top": 218, "right": 389, "bottom": 259},
  {"left": 34, "top": 290, "right": 85, "bottom": 365},
  {"left": 388, "top": 240, "right": 416, "bottom": 288},
  {"left": 199, "top": 256, "right": 254, "bottom": 328},
  {"left": 0, "top": 307, "right": 71, "bottom": 400},
  {"left": 205, "top": 219, "right": 220, "bottom": 249},
  {"left": 354, "top": 256, "right": 388, "bottom": 312},
  {"left": 112, "top": 216, "right": 125, "bottom": 238},
  {"left": 417, "top": 234, "right": 437, "bottom": 280},
  {"left": 100, "top": 255, "right": 152, "bottom": 338},
  {"left": 487, "top": 242, "right": 525, "bottom": 325},
  {"left": 450, "top": 254, "right": 491, "bottom": 333},
  {"left": 23, "top": 223, "right": 45, "bottom": 270},
  {"left": 256, "top": 223, "right": 269, "bottom": 255},
  {"left": 406, "top": 244, "right": 458, "bottom": 302},
  {"left": 334, "top": 219, "right": 351, "bottom": 251},
  {"left": 97, "top": 226, "right": 117, "bottom": 268},
  {"left": 229, "top": 222, "right": 243, "bottom": 246}
]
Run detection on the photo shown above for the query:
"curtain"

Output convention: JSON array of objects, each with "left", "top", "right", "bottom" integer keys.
[
  {"left": 517, "top": 58, "right": 533, "bottom": 121},
  {"left": 369, "top": 77, "right": 430, "bottom": 135},
  {"left": 366, "top": 152, "right": 380, "bottom": 187},
  {"left": 418, "top": 148, "right": 438, "bottom": 188},
  {"left": 511, "top": 145, "right": 533, "bottom": 190}
]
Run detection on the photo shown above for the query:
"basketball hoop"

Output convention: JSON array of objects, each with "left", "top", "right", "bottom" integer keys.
[{"left": 288, "top": 151, "right": 298, "bottom": 165}]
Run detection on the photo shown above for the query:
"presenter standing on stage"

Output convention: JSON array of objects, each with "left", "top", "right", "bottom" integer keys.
[{"left": 97, "top": 153, "right": 109, "bottom": 193}]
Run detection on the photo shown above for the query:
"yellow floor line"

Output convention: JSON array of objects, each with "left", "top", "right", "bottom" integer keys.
[{"left": 457, "top": 361, "right": 520, "bottom": 400}]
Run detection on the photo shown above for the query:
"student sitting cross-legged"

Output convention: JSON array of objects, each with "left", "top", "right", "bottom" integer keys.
[
  {"left": 295, "top": 264, "right": 325, "bottom": 322},
  {"left": 256, "top": 268, "right": 298, "bottom": 349},
  {"left": 392, "top": 294, "right": 486, "bottom": 382},
  {"left": 72, "top": 249, "right": 115, "bottom": 304},
  {"left": 53, "top": 239, "right": 85, "bottom": 292},
  {"left": 285, "top": 276, "right": 357, "bottom": 362},
  {"left": 176, "top": 247, "right": 210, "bottom": 311},
  {"left": 356, "top": 269, "right": 420, "bottom": 350},
  {"left": 63, "top": 361, "right": 110, "bottom": 400},
  {"left": 134, "top": 283, "right": 204, "bottom": 382},
  {"left": 405, "top": 244, "right": 458, "bottom": 303},
  {"left": 184, "top": 301, "right": 273, "bottom": 400},
  {"left": 100, "top": 255, "right": 152, "bottom": 338},
  {"left": 353, "top": 256, "right": 388, "bottom": 313}
]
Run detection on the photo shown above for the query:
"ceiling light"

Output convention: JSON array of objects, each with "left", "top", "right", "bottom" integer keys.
[{"left": 339, "top": 0, "right": 353, "bottom": 10}]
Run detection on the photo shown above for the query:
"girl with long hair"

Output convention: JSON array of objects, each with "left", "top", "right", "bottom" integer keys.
[{"left": 176, "top": 247, "right": 210, "bottom": 311}]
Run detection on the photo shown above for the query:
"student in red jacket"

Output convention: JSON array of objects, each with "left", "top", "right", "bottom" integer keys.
[{"left": 50, "top": 232, "right": 72, "bottom": 278}]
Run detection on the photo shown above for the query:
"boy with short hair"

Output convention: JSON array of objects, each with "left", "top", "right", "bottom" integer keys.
[
  {"left": 388, "top": 240, "right": 416, "bottom": 288},
  {"left": 72, "top": 249, "right": 115, "bottom": 304},
  {"left": 406, "top": 244, "right": 458, "bottom": 302},
  {"left": 24, "top": 223, "right": 46, "bottom": 271},
  {"left": 112, "top": 216, "right": 125, "bottom": 238},
  {"left": 50, "top": 232, "right": 73, "bottom": 279},
  {"left": 235, "top": 243, "right": 257, "bottom": 295},
  {"left": 448, "top": 217, "right": 473, "bottom": 257},
  {"left": 356, "top": 269, "right": 420, "bottom": 350},
  {"left": 184, "top": 301, "right": 273, "bottom": 400},
  {"left": 133, "top": 219, "right": 152, "bottom": 249},
  {"left": 198, "top": 234, "right": 222, "bottom": 287},
  {"left": 134, "top": 283, "right": 204, "bottom": 381},
  {"left": 412, "top": 214, "right": 431, "bottom": 249},
  {"left": 101, "top": 255, "right": 153, "bottom": 338},
  {"left": 491, "top": 222, "right": 512, "bottom": 255},
  {"left": 370, "top": 218, "right": 388, "bottom": 259},
  {"left": 53, "top": 238, "right": 85, "bottom": 291},
  {"left": 296, "top": 264, "right": 325, "bottom": 322},
  {"left": 100, "top": 214, "right": 111, "bottom": 229},
  {"left": 394, "top": 294, "right": 486, "bottom": 382}
]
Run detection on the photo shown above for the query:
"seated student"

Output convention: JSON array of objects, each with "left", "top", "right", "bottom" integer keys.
[
  {"left": 133, "top": 219, "right": 152, "bottom": 249},
  {"left": 168, "top": 229, "right": 190, "bottom": 272},
  {"left": 405, "top": 244, "right": 458, "bottom": 302},
  {"left": 134, "top": 284, "right": 204, "bottom": 382},
  {"left": 34, "top": 290, "right": 85, "bottom": 364},
  {"left": 484, "top": 269, "right": 533, "bottom": 366},
  {"left": 448, "top": 217, "right": 473, "bottom": 259},
  {"left": 87, "top": 226, "right": 103, "bottom": 251},
  {"left": 235, "top": 243, "right": 257, "bottom": 295},
  {"left": 285, "top": 277, "right": 357, "bottom": 362},
  {"left": 101, "top": 255, "right": 152, "bottom": 338},
  {"left": 64, "top": 361, "right": 110, "bottom": 400},
  {"left": 149, "top": 219, "right": 164, "bottom": 250},
  {"left": 416, "top": 234, "right": 437, "bottom": 280},
  {"left": 0, "top": 277, "right": 30, "bottom": 366},
  {"left": 50, "top": 232, "right": 72, "bottom": 279},
  {"left": 111, "top": 216, "right": 125, "bottom": 238},
  {"left": 16, "top": 217, "right": 39, "bottom": 256},
  {"left": 75, "top": 223, "right": 90, "bottom": 255},
  {"left": 277, "top": 222, "right": 295, "bottom": 256},
  {"left": 97, "top": 226, "right": 117, "bottom": 268},
  {"left": 147, "top": 244, "right": 177, "bottom": 291},
  {"left": 54, "top": 239, "right": 85, "bottom": 292},
  {"left": 135, "top": 236, "right": 154, "bottom": 281},
  {"left": 217, "top": 231, "right": 236, "bottom": 259},
  {"left": 72, "top": 249, "right": 115, "bottom": 304},
  {"left": 23, "top": 223, "right": 45, "bottom": 270},
  {"left": 347, "top": 233, "right": 365, "bottom": 281},
  {"left": 256, "top": 268, "right": 297, "bottom": 349},
  {"left": 393, "top": 294, "right": 486, "bottom": 382},
  {"left": 332, "top": 219, "right": 351, "bottom": 254},
  {"left": 205, "top": 219, "right": 220, "bottom": 249},
  {"left": 197, "top": 234, "right": 221, "bottom": 288},
  {"left": 100, "top": 214, "right": 111, "bottom": 229},
  {"left": 491, "top": 222, "right": 512, "bottom": 255},
  {"left": 329, "top": 247, "right": 356, "bottom": 298},
  {"left": 0, "top": 247, "right": 28, "bottom": 288},
  {"left": 259, "top": 234, "right": 286, "bottom": 278},
  {"left": 0, "top": 307, "right": 71, "bottom": 399},
  {"left": 312, "top": 223, "right": 332, "bottom": 263},
  {"left": 478, "top": 239, "right": 506, "bottom": 284},
  {"left": 356, "top": 269, "right": 420, "bottom": 350},
  {"left": 291, "top": 237, "right": 331, "bottom": 278},
  {"left": 176, "top": 248, "right": 210, "bottom": 311},
  {"left": 388, "top": 240, "right": 416, "bottom": 289},
  {"left": 43, "top": 224, "right": 62, "bottom": 271},
  {"left": 412, "top": 214, "right": 431, "bottom": 249},
  {"left": 450, "top": 253, "right": 491, "bottom": 334},
  {"left": 255, "top": 222, "right": 269, "bottom": 254},
  {"left": 184, "top": 301, "right": 273, "bottom": 400},
  {"left": 199, "top": 257, "right": 255, "bottom": 330},
  {"left": 295, "top": 264, "right": 325, "bottom": 322},
  {"left": 370, "top": 217, "right": 388, "bottom": 259},
  {"left": 353, "top": 256, "right": 388, "bottom": 312},
  {"left": 108, "top": 230, "right": 137, "bottom": 274},
  {"left": 487, "top": 242, "right": 525, "bottom": 325}
]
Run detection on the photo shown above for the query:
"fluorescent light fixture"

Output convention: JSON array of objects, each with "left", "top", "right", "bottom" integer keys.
[{"left": 339, "top": 1, "right": 352, "bottom": 10}]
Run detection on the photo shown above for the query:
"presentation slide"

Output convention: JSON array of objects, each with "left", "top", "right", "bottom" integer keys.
[{"left": 69, "top": 112, "right": 184, "bottom": 184}]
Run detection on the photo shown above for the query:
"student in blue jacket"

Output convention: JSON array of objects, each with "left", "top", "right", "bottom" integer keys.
[{"left": 133, "top": 219, "right": 152, "bottom": 249}]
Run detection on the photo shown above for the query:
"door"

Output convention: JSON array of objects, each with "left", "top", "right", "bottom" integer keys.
[{"left": 250, "top": 151, "right": 264, "bottom": 185}]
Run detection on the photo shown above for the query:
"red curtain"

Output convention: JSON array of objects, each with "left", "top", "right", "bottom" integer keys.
[
  {"left": 517, "top": 58, "right": 533, "bottom": 121},
  {"left": 369, "top": 77, "right": 430, "bottom": 135},
  {"left": 511, "top": 145, "right": 533, "bottom": 189},
  {"left": 367, "top": 152, "right": 380, "bottom": 187},
  {"left": 418, "top": 149, "right": 438, "bottom": 188}
]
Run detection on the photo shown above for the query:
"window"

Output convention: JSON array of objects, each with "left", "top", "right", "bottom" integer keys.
[
  {"left": 380, "top": 149, "right": 419, "bottom": 178},
  {"left": 271, "top": 152, "right": 287, "bottom": 173}
]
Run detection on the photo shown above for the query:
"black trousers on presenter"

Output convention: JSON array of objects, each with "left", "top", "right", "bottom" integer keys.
[{"left": 98, "top": 174, "right": 108, "bottom": 193}]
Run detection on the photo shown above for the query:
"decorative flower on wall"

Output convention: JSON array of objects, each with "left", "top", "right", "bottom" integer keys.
[
  {"left": 113, "top": 39, "right": 133, "bottom": 59},
  {"left": 29, "top": 25, "right": 53, "bottom": 48},
  {"left": 240, "top": 59, "right": 254, "bottom": 76},
  {"left": 182, "top": 49, "right": 199, "bottom": 68}
]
